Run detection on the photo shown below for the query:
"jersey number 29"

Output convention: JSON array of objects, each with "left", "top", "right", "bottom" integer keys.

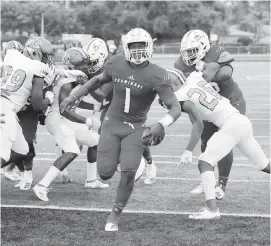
[
  {"left": 187, "top": 81, "right": 222, "bottom": 111},
  {"left": 2, "top": 65, "right": 26, "bottom": 92}
]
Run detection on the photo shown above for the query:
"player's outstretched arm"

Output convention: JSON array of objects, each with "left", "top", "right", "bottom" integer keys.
[
  {"left": 60, "top": 70, "right": 111, "bottom": 113},
  {"left": 90, "top": 83, "right": 113, "bottom": 102},
  {"left": 182, "top": 101, "right": 204, "bottom": 152},
  {"left": 157, "top": 87, "right": 182, "bottom": 126},
  {"left": 31, "top": 76, "right": 53, "bottom": 112}
]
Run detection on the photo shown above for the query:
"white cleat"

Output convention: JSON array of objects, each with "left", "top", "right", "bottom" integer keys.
[
  {"left": 190, "top": 184, "right": 204, "bottom": 195},
  {"left": 4, "top": 170, "right": 22, "bottom": 181},
  {"left": 15, "top": 179, "right": 33, "bottom": 190},
  {"left": 189, "top": 207, "right": 221, "bottom": 220},
  {"left": 33, "top": 184, "right": 50, "bottom": 202},
  {"left": 215, "top": 185, "right": 225, "bottom": 200},
  {"left": 135, "top": 158, "right": 146, "bottom": 182},
  {"left": 144, "top": 163, "right": 157, "bottom": 185},
  {"left": 105, "top": 222, "right": 118, "bottom": 232},
  {"left": 85, "top": 179, "right": 109, "bottom": 189},
  {"left": 60, "top": 174, "right": 72, "bottom": 184}
]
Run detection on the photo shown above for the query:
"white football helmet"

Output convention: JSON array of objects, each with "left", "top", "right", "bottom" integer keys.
[
  {"left": 83, "top": 38, "right": 108, "bottom": 74},
  {"left": 180, "top": 30, "right": 210, "bottom": 66},
  {"left": 123, "top": 28, "right": 154, "bottom": 64}
]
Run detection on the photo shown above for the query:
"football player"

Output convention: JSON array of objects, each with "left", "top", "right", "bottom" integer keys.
[
  {"left": 85, "top": 38, "right": 157, "bottom": 185},
  {"left": 1, "top": 37, "right": 55, "bottom": 190},
  {"left": 33, "top": 47, "right": 108, "bottom": 202},
  {"left": 174, "top": 30, "right": 247, "bottom": 199},
  {"left": 1, "top": 40, "right": 25, "bottom": 181},
  {"left": 172, "top": 70, "right": 269, "bottom": 219},
  {"left": 60, "top": 28, "right": 182, "bottom": 231}
]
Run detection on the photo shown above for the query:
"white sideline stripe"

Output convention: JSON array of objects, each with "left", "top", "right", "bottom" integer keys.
[
  {"left": 150, "top": 105, "right": 270, "bottom": 109},
  {"left": 33, "top": 158, "right": 253, "bottom": 167},
  {"left": 37, "top": 132, "right": 269, "bottom": 138},
  {"left": 35, "top": 153, "right": 264, "bottom": 161},
  {"left": 1, "top": 204, "right": 270, "bottom": 218}
]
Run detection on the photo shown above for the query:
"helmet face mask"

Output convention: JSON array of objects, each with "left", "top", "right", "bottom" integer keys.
[
  {"left": 83, "top": 38, "right": 108, "bottom": 74},
  {"left": 123, "top": 28, "right": 154, "bottom": 65},
  {"left": 180, "top": 30, "right": 210, "bottom": 66}
]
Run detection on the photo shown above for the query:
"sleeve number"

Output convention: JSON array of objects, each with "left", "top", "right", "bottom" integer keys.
[
  {"left": 2, "top": 66, "right": 26, "bottom": 92},
  {"left": 187, "top": 81, "right": 222, "bottom": 111},
  {"left": 124, "top": 87, "right": 131, "bottom": 113}
]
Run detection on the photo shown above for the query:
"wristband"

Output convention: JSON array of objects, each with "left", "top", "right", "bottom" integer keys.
[{"left": 158, "top": 114, "right": 174, "bottom": 128}]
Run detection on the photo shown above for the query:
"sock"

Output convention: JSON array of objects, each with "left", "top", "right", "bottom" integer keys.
[
  {"left": 201, "top": 171, "right": 217, "bottom": 211},
  {"left": 24, "top": 170, "right": 33, "bottom": 182},
  {"left": 217, "top": 151, "right": 233, "bottom": 188},
  {"left": 86, "top": 162, "right": 97, "bottom": 182},
  {"left": 39, "top": 166, "right": 61, "bottom": 187}
]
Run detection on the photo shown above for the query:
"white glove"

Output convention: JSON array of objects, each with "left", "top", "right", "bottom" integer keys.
[
  {"left": 45, "top": 91, "right": 54, "bottom": 104},
  {"left": 85, "top": 117, "right": 101, "bottom": 131},
  {"left": 179, "top": 150, "right": 192, "bottom": 168},
  {"left": 195, "top": 60, "right": 206, "bottom": 72}
]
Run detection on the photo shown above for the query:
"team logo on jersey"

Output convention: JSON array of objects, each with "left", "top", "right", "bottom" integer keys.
[
  {"left": 114, "top": 77, "right": 143, "bottom": 89},
  {"left": 127, "top": 75, "right": 135, "bottom": 80}
]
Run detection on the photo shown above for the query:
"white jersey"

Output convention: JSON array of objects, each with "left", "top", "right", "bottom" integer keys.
[
  {"left": 175, "top": 71, "right": 238, "bottom": 127},
  {"left": 49, "top": 69, "right": 88, "bottom": 113},
  {"left": 1, "top": 50, "right": 55, "bottom": 112}
]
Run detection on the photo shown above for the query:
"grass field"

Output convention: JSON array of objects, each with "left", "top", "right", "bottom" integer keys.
[{"left": 1, "top": 59, "right": 270, "bottom": 246}]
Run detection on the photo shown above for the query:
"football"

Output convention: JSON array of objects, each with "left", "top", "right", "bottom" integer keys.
[{"left": 142, "top": 124, "right": 166, "bottom": 146}]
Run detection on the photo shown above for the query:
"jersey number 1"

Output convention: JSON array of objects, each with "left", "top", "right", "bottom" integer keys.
[{"left": 124, "top": 87, "right": 131, "bottom": 113}]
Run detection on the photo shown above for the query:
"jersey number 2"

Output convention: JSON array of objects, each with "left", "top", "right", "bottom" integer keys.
[
  {"left": 187, "top": 81, "right": 222, "bottom": 111},
  {"left": 124, "top": 87, "right": 131, "bottom": 113}
]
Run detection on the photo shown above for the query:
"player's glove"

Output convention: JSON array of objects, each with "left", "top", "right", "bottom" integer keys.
[
  {"left": 45, "top": 91, "right": 54, "bottom": 105},
  {"left": 195, "top": 60, "right": 206, "bottom": 72},
  {"left": 85, "top": 117, "right": 101, "bottom": 131},
  {"left": 179, "top": 150, "right": 192, "bottom": 168},
  {"left": 142, "top": 123, "right": 166, "bottom": 146}
]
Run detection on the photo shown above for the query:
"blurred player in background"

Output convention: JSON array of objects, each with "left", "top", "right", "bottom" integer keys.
[
  {"left": 33, "top": 47, "right": 109, "bottom": 202},
  {"left": 173, "top": 71, "right": 270, "bottom": 219},
  {"left": 1, "top": 37, "right": 55, "bottom": 190},
  {"left": 174, "top": 30, "right": 247, "bottom": 199},
  {"left": 85, "top": 38, "right": 157, "bottom": 184},
  {"left": 60, "top": 28, "right": 182, "bottom": 231}
]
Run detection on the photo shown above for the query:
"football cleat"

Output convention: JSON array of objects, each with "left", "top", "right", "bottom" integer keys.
[
  {"left": 33, "top": 184, "right": 50, "bottom": 202},
  {"left": 189, "top": 207, "right": 221, "bottom": 220},
  {"left": 85, "top": 179, "right": 109, "bottom": 189},
  {"left": 4, "top": 170, "right": 22, "bottom": 181},
  {"left": 105, "top": 222, "right": 118, "bottom": 232},
  {"left": 134, "top": 158, "right": 146, "bottom": 182},
  {"left": 14, "top": 179, "right": 33, "bottom": 190},
  {"left": 144, "top": 163, "right": 157, "bottom": 185},
  {"left": 190, "top": 184, "right": 204, "bottom": 195},
  {"left": 215, "top": 185, "right": 225, "bottom": 200},
  {"left": 60, "top": 169, "right": 72, "bottom": 184}
]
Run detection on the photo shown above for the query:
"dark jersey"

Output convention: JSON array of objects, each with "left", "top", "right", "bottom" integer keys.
[
  {"left": 174, "top": 45, "right": 244, "bottom": 104},
  {"left": 104, "top": 54, "right": 170, "bottom": 123}
]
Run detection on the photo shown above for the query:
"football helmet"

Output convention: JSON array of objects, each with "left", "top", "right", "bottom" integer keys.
[
  {"left": 123, "top": 28, "right": 154, "bottom": 64},
  {"left": 1, "top": 40, "right": 24, "bottom": 60},
  {"left": 180, "top": 30, "right": 210, "bottom": 66},
  {"left": 62, "top": 47, "right": 91, "bottom": 76},
  {"left": 83, "top": 38, "right": 108, "bottom": 74},
  {"left": 24, "top": 36, "right": 54, "bottom": 65}
]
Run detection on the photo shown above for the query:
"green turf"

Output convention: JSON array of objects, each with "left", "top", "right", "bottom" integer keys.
[{"left": 1, "top": 208, "right": 270, "bottom": 246}]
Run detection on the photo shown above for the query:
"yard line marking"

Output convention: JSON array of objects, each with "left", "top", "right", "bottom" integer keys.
[
  {"left": 150, "top": 105, "right": 270, "bottom": 109},
  {"left": 1, "top": 204, "right": 270, "bottom": 218},
  {"left": 34, "top": 153, "right": 267, "bottom": 161},
  {"left": 33, "top": 158, "right": 254, "bottom": 167}
]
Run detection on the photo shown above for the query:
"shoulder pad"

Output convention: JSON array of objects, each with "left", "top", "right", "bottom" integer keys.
[{"left": 217, "top": 51, "right": 234, "bottom": 65}]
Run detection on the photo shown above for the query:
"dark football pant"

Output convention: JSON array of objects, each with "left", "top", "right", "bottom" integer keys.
[
  {"left": 97, "top": 115, "right": 145, "bottom": 178},
  {"left": 201, "top": 99, "right": 247, "bottom": 183}
]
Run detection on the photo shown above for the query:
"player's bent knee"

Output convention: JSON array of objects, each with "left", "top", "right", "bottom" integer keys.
[
  {"left": 198, "top": 160, "right": 214, "bottom": 174},
  {"left": 99, "top": 173, "right": 114, "bottom": 181},
  {"left": 87, "top": 146, "right": 97, "bottom": 163}
]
